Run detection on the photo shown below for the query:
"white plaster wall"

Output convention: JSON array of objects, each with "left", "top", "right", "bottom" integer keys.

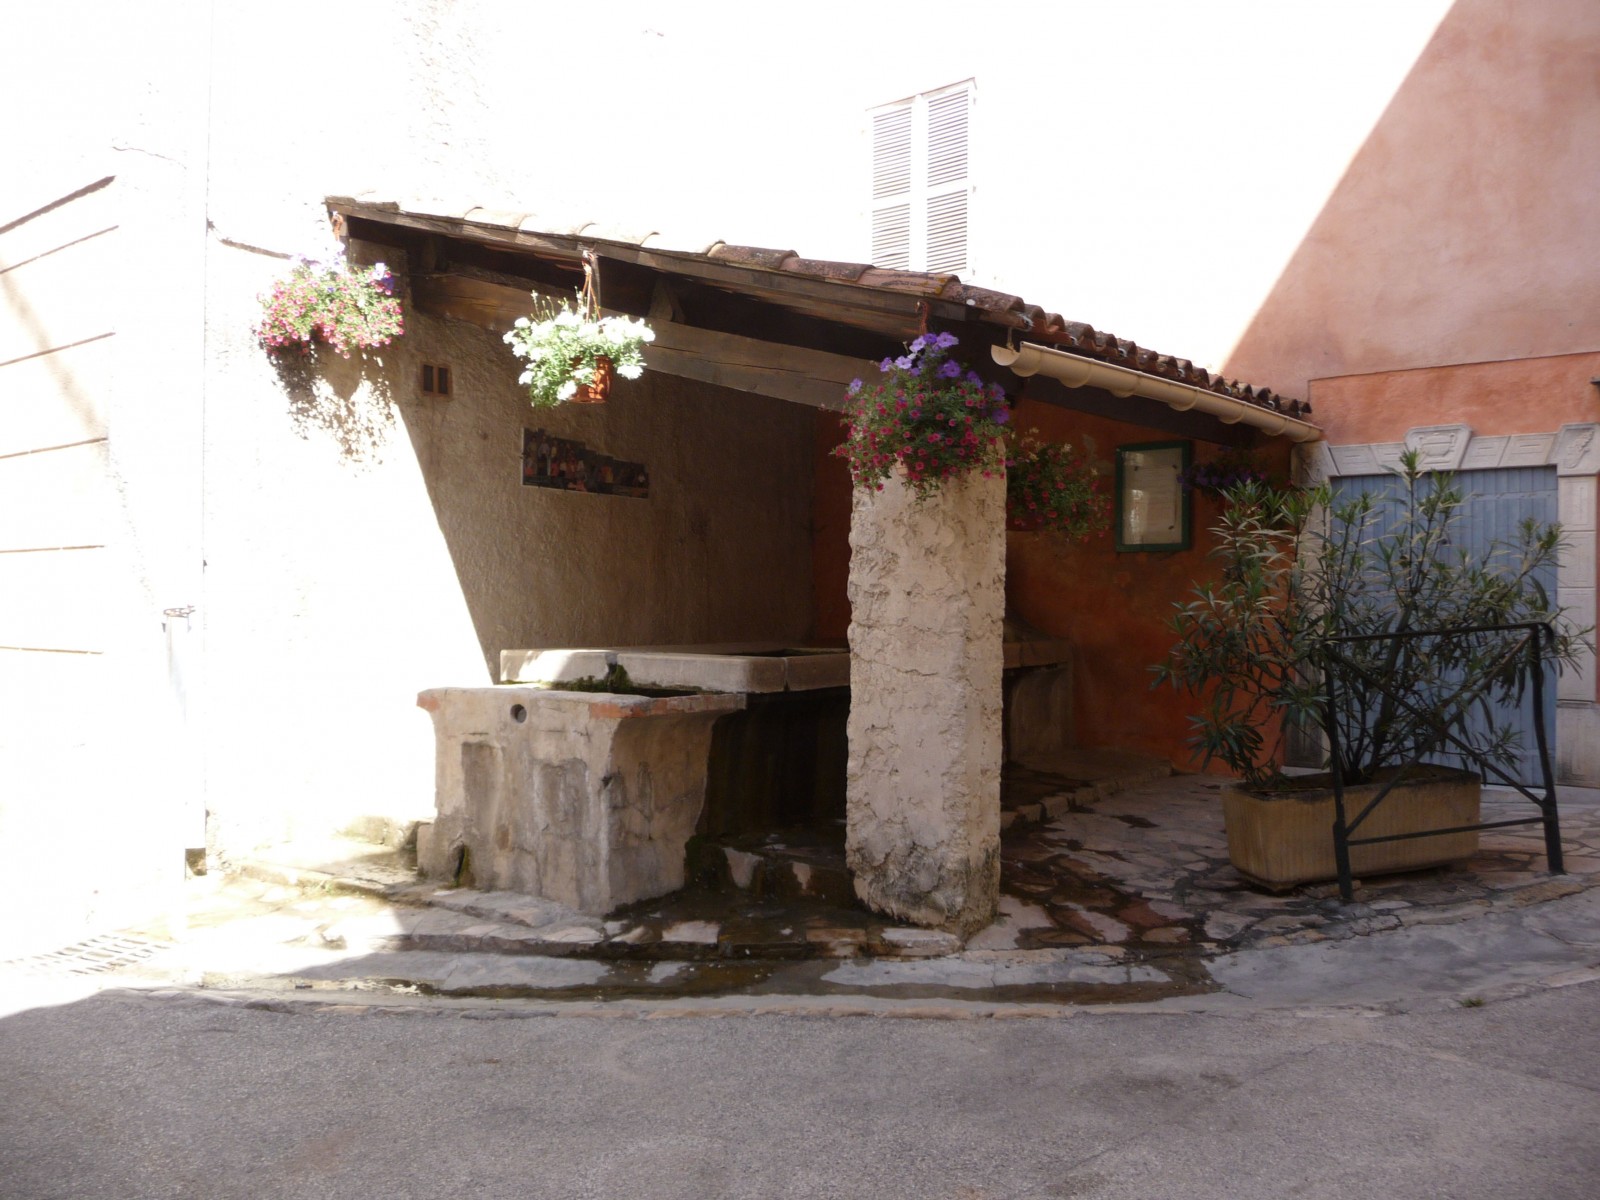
[
  {"left": 199, "top": 237, "right": 814, "bottom": 850},
  {"left": 5, "top": 1, "right": 820, "bottom": 856},
  {"left": 0, "top": 0, "right": 213, "bottom": 931}
]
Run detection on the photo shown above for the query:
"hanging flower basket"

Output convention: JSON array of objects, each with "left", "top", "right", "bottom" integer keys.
[
  {"left": 832, "top": 332, "right": 1010, "bottom": 500},
  {"left": 1004, "top": 431, "right": 1111, "bottom": 541},
  {"left": 1181, "top": 447, "right": 1270, "bottom": 498},
  {"left": 255, "top": 253, "right": 403, "bottom": 358},
  {"left": 503, "top": 255, "right": 654, "bottom": 407}
]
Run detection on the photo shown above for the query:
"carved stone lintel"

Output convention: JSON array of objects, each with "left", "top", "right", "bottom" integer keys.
[
  {"left": 1555, "top": 424, "right": 1600, "bottom": 476},
  {"left": 1404, "top": 424, "right": 1472, "bottom": 472}
]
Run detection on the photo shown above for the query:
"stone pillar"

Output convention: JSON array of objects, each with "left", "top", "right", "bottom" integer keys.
[{"left": 845, "top": 468, "right": 1004, "bottom": 936}]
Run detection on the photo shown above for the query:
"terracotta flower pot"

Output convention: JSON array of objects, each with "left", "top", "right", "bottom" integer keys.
[{"left": 570, "top": 355, "right": 614, "bottom": 404}]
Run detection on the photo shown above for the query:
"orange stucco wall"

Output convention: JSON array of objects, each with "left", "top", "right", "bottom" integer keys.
[
  {"left": 1225, "top": 0, "right": 1600, "bottom": 402},
  {"left": 812, "top": 405, "right": 1290, "bottom": 772},
  {"left": 1310, "top": 352, "right": 1600, "bottom": 447}
]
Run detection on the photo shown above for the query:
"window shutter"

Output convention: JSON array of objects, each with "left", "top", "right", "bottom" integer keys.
[
  {"left": 868, "top": 82, "right": 973, "bottom": 276},
  {"left": 872, "top": 203, "right": 912, "bottom": 271},
  {"left": 872, "top": 107, "right": 912, "bottom": 199},
  {"left": 925, "top": 191, "right": 967, "bottom": 274},
  {"left": 925, "top": 89, "right": 968, "bottom": 188}
]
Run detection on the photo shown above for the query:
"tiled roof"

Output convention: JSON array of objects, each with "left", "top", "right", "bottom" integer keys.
[
  {"left": 704, "top": 244, "right": 1307, "bottom": 417},
  {"left": 328, "top": 194, "right": 1306, "bottom": 416}
]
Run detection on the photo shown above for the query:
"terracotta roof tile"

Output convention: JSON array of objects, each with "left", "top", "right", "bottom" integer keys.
[
  {"left": 710, "top": 245, "right": 801, "bottom": 270},
  {"left": 462, "top": 207, "right": 533, "bottom": 231}
]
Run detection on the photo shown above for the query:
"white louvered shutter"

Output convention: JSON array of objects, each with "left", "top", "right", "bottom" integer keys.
[
  {"left": 871, "top": 105, "right": 913, "bottom": 270},
  {"left": 923, "top": 88, "right": 969, "bottom": 273},
  {"left": 868, "top": 81, "right": 972, "bottom": 275}
]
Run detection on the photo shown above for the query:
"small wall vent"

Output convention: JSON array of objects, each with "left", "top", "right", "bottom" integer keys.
[{"left": 421, "top": 362, "right": 452, "bottom": 397}]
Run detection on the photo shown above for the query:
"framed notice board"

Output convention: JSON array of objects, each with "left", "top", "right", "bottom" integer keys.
[{"left": 1115, "top": 441, "right": 1191, "bottom": 552}]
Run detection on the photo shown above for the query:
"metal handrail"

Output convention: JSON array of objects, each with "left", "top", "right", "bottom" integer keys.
[{"left": 1318, "top": 621, "right": 1563, "bottom": 902}]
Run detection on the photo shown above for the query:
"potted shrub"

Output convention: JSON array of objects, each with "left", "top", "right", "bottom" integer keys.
[
  {"left": 1155, "top": 453, "right": 1584, "bottom": 889},
  {"left": 503, "top": 289, "right": 654, "bottom": 407}
]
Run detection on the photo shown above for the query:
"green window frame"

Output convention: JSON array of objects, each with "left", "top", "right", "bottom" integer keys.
[{"left": 1115, "top": 441, "right": 1191, "bottom": 552}]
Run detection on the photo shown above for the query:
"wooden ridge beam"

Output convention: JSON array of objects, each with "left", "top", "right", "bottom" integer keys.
[{"left": 410, "top": 271, "right": 873, "bottom": 411}]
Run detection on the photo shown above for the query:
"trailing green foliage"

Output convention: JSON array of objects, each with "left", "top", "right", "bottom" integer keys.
[{"left": 1154, "top": 452, "right": 1586, "bottom": 789}]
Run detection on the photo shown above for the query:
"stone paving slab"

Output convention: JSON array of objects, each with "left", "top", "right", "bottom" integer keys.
[
  {"left": 1203, "top": 888, "right": 1600, "bottom": 1010},
  {"left": 983, "top": 775, "right": 1600, "bottom": 962}
]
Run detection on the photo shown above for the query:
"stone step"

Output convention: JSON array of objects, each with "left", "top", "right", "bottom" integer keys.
[
  {"left": 1001, "top": 750, "right": 1173, "bottom": 831},
  {"left": 245, "top": 879, "right": 958, "bottom": 965},
  {"left": 230, "top": 837, "right": 421, "bottom": 899},
  {"left": 237, "top": 945, "right": 1197, "bottom": 1006}
]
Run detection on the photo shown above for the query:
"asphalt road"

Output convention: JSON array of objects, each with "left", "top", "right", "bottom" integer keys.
[{"left": 3, "top": 983, "right": 1598, "bottom": 1200}]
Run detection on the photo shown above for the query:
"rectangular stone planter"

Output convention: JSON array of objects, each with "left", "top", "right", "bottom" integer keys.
[
  {"left": 1222, "top": 769, "right": 1481, "bottom": 890},
  {"left": 416, "top": 686, "right": 744, "bottom": 914}
]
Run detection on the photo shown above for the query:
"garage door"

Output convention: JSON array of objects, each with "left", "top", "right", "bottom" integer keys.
[{"left": 1330, "top": 466, "right": 1559, "bottom": 787}]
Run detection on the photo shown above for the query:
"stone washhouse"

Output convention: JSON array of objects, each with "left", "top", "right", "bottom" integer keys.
[{"left": 331, "top": 198, "right": 1324, "bottom": 935}]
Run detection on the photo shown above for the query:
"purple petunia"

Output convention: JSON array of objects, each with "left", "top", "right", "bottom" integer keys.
[
  {"left": 895, "top": 355, "right": 916, "bottom": 369},
  {"left": 934, "top": 331, "right": 958, "bottom": 349},
  {"left": 848, "top": 379, "right": 862, "bottom": 395},
  {"left": 938, "top": 360, "right": 962, "bottom": 379},
  {"left": 993, "top": 407, "right": 1011, "bottom": 425}
]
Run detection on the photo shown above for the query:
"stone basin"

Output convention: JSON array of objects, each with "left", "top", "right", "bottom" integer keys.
[
  {"left": 500, "top": 642, "right": 853, "bottom": 693},
  {"left": 417, "top": 685, "right": 745, "bottom": 914},
  {"left": 499, "top": 638, "right": 1077, "bottom": 774}
]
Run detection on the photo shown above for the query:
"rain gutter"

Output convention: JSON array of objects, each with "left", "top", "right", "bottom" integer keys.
[{"left": 991, "top": 341, "right": 1322, "bottom": 443}]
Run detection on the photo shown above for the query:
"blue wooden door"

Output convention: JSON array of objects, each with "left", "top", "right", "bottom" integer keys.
[{"left": 1329, "top": 466, "right": 1558, "bottom": 786}]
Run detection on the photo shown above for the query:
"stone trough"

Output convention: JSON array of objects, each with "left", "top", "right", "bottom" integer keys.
[
  {"left": 418, "top": 639, "right": 1075, "bottom": 919},
  {"left": 417, "top": 644, "right": 850, "bottom": 916}
]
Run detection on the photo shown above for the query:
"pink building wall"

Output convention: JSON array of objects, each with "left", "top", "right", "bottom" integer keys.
[{"left": 1225, "top": 0, "right": 1600, "bottom": 409}]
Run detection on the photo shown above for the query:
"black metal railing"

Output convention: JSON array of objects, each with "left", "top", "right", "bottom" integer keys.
[{"left": 1319, "top": 621, "right": 1564, "bottom": 903}]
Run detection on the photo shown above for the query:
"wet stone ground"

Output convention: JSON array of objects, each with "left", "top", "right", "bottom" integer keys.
[
  {"left": 982, "top": 769, "right": 1600, "bottom": 958},
  {"left": 17, "top": 769, "right": 1597, "bottom": 1005}
]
